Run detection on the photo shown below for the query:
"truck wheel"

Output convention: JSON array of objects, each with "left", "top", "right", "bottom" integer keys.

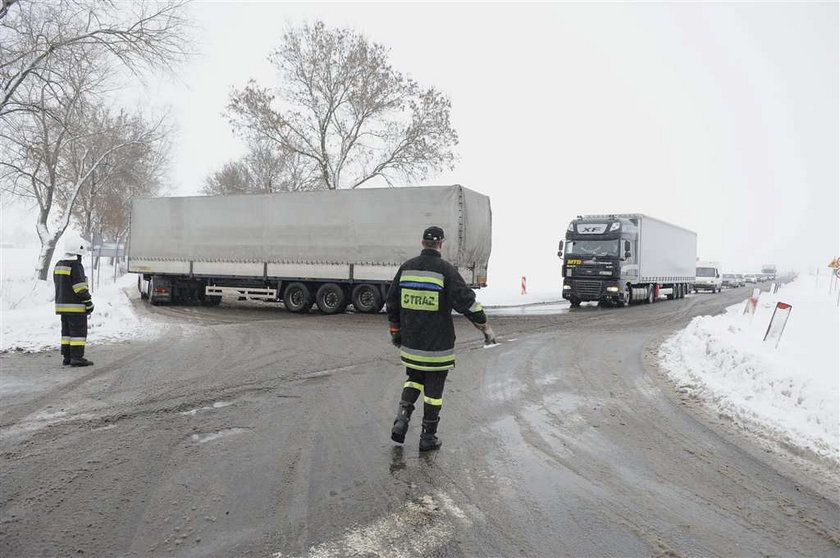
[
  {"left": 316, "top": 283, "right": 347, "bottom": 314},
  {"left": 284, "top": 282, "right": 313, "bottom": 313},
  {"left": 352, "top": 284, "right": 383, "bottom": 313},
  {"left": 569, "top": 297, "right": 581, "bottom": 308},
  {"left": 138, "top": 275, "right": 148, "bottom": 300},
  {"left": 667, "top": 285, "right": 675, "bottom": 300}
]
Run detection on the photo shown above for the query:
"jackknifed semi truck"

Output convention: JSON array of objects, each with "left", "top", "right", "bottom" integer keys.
[
  {"left": 558, "top": 214, "right": 697, "bottom": 307},
  {"left": 128, "top": 185, "right": 492, "bottom": 314}
]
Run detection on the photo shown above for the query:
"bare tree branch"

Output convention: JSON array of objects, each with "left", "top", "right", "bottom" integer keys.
[{"left": 227, "top": 20, "right": 458, "bottom": 190}]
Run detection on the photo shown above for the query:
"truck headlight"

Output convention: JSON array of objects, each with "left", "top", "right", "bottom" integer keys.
[
  {"left": 606, "top": 286, "right": 620, "bottom": 292},
  {"left": 563, "top": 284, "right": 571, "bottom": 290}
]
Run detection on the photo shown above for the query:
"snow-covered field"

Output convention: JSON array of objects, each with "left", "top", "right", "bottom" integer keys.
[
  {"left": 659, "top": 277, "right": 840, "bottom": 462},
  {"left": 1, "top": 247, "right": 164, "bottom": 353},
  {"left": 478, "top": 273, "right": 563, "bottom": 307}
]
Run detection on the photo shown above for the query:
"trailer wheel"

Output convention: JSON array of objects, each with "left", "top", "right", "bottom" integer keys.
[
  {"left": 667, "top": 285, "right": 675, "bottom": 300},
  {"left": 352, "top": 284, "right": 383, "bottom": 313},
  {"left": 138, "top": 275, "right": 148, "bottom": 300},
  {"left": 316, "top": 283, "right": 347, "bottom": 314},
  {"left": 284, "top": 282, "right": 313, "bottom": 313}
]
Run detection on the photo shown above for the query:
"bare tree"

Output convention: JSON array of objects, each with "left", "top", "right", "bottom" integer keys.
[
  {"left": 68, "top": 108, "right": 168, "bottom": 238},
  {"left": 0, "top": 0, "right": 188, "bottom": 278},
  {"left": 0, "top": 0, "right": 189, "bottom": 119},
  {"left": 202, "top": 160, "right": 253, "bottom": 196},
  {"left": 227, "top": 20, "right": 458, "bottom": 190},
  {"left": 202, "top": 139, "right": 321, "bottom": 196},
  {"left": 0, "top": 56, "right": 166, "bottom": 279}
]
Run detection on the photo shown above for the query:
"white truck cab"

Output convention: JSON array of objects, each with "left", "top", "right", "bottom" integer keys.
[{"left": 694, "top": 261, "right": 722, "bottom": 293}]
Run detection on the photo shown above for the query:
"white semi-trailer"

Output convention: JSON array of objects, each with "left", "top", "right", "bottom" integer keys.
[
  {"left": 128, "top": 185, "right": 492, "bottom": 314},
  {"left": 558, "top": 214, "right": 696, "bottom": 307}
]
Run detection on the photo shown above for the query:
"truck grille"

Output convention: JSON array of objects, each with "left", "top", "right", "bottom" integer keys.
[{"left": 574, "top": 280, "right": 602, "bottom": 298}]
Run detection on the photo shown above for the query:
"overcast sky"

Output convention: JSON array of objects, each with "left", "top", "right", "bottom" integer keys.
[{"left": 6, "top": 2, "right": 838, "bottom": 289}]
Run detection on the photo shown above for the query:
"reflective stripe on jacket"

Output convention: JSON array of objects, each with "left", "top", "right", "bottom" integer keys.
[
  {"left": 386, "top": 249, "right": 486, "bottom": 371},
  {"left": 54, "top": 258, "right": 92, "bottom": 315}
]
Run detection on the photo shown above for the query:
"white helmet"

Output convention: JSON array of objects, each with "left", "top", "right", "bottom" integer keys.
[{"left": 63, "top": 234, "right": 91, "bottom": 257}]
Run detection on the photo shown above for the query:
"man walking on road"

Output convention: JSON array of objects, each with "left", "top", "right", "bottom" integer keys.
[
  {"left": 386, "top": 226, "right": 496, "bottom": 451},
  {"left": 53, "top": 235, "right": 95, "bottom": 367}
]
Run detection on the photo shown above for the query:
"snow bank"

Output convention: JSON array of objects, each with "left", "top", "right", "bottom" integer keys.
[
  {"left": 659, "top": 277, "right": 840, "bottom": 461},
  {"left": 1, "top": 247, "right": 164, "bottom": 353}
]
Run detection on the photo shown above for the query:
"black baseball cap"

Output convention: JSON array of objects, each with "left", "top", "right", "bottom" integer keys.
[{"left": 422, "top": 226, "right": 445, "bottom": 241}]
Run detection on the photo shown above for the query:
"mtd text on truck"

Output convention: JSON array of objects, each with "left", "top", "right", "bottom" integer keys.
[{"left": 558, "top": 214, "right": 697, "bottom": 307}]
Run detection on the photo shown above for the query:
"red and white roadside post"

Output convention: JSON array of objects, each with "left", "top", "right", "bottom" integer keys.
[
  {"left": 521, "top": 276, "right": 527, "bottom": 295},
  {"left": 763, "top": 302, "right": 792, "bottom": 349}
]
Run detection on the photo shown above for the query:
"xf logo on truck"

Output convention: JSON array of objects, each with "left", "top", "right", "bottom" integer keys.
[
  {"left": 402, "top": 289, "right": 439, "bottom": 311},
  {"left": 577, "top": 224, "right": 608, "bottom": 234}
]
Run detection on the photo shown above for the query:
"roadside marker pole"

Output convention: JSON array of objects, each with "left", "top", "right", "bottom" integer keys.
[
  {"left": 763, "top": 302, "right": 792, "bottom": 349},
  {"left": 521, "top": 276, "right": 527, "bottom": 295}
]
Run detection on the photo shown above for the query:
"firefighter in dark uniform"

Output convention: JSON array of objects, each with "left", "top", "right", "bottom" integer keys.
[
  {"left": 386, "top": 226, "right": 496, "bottom": 451},
  {"left": 54, "top": 234, "right": 94, "bottom": 367}
]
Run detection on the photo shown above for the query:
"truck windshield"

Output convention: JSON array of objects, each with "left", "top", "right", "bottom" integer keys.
[
  {"left": 566, "top": 240, "right": 619, "bottom": 257},
  {"left": 696, "top": 267, "right": 716, "bottom": 277}
]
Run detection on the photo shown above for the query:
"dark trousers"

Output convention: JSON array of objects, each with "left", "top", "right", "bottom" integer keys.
[
  {"left": 60, "top": 314, "right": 87, "bottom": 359},
  {"left": 400, "top": 367, "right": 449, "bottom": 422}
]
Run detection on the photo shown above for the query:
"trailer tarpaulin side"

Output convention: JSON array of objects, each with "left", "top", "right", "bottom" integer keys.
[{"left": 129, "top": 185, "right": 491, "bottom": 270}]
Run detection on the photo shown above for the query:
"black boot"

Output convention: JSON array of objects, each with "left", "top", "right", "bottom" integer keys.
[
  {"left": 391, "top": 401, "right": 414, "bottom": 443},
  {"left": 419, "top": 418, "right": 442, "bottom": 452},
  {"left": 70, "top": 357, "right": 94, "bottom": 367}
]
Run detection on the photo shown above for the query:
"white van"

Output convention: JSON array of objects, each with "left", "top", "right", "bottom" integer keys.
[{"left": 694, "top": 262, "right": 722, "bottom": 293}]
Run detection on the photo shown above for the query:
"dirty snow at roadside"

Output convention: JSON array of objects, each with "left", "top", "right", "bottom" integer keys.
[
  {"left": 1, "top": 247, "right": 163, "bottom": 353},
  {"left": 659, "top": 277, "right": 840, "bottom": 461}
]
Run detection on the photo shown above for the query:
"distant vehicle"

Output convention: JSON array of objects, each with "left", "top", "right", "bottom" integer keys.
[
  {"left": 128, "top": 185, "right": 492, "bottom": 313},
  {"left": 736, "top": 273, "right": 746, "bottom": 286},
  {"left": 761, "top": 264, "right": 777, "bottom": 281},
  {"left": 695, "top": 262, "right": 722, "bottom": 293},
  {"left": 558, "top": 214, "right": 696, "bottom": 307},
  {"left": 721, "top": 273, "right": 738, "bottom": 288},
  {"left": 745, "top": 274, "right": 757, "bottom": 284}
]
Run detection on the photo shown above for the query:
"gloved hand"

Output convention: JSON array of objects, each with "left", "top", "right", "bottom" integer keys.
[
  {"left": 85, "top": 301, "right": 94, "bottom": 314},
  {"left": 473, "top": 321, "right": 497, "bottom": 345},
  {"left": 481, "top": 325, "right": 496, "bottom": 345},
  {"left": 389, "top": 327, "right": 401, "bottom": 348}
]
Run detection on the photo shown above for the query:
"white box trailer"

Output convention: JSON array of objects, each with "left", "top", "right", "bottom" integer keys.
[
  {"left": 559, "top": 213, "right": 697, "bottom": 306},
  {"left": 128, "top": 185, "right": 492, "bottom": 313}
]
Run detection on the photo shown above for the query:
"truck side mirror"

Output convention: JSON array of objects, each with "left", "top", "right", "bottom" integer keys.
[
  {"left": 557, "top": 240, "right": 564, "bottom": 258},
  {"left": 625, "top": 251, "right": 631, "bottom": 259},
  {"left": 624, "top": 240, "right": 630, "bottom": 251}
]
